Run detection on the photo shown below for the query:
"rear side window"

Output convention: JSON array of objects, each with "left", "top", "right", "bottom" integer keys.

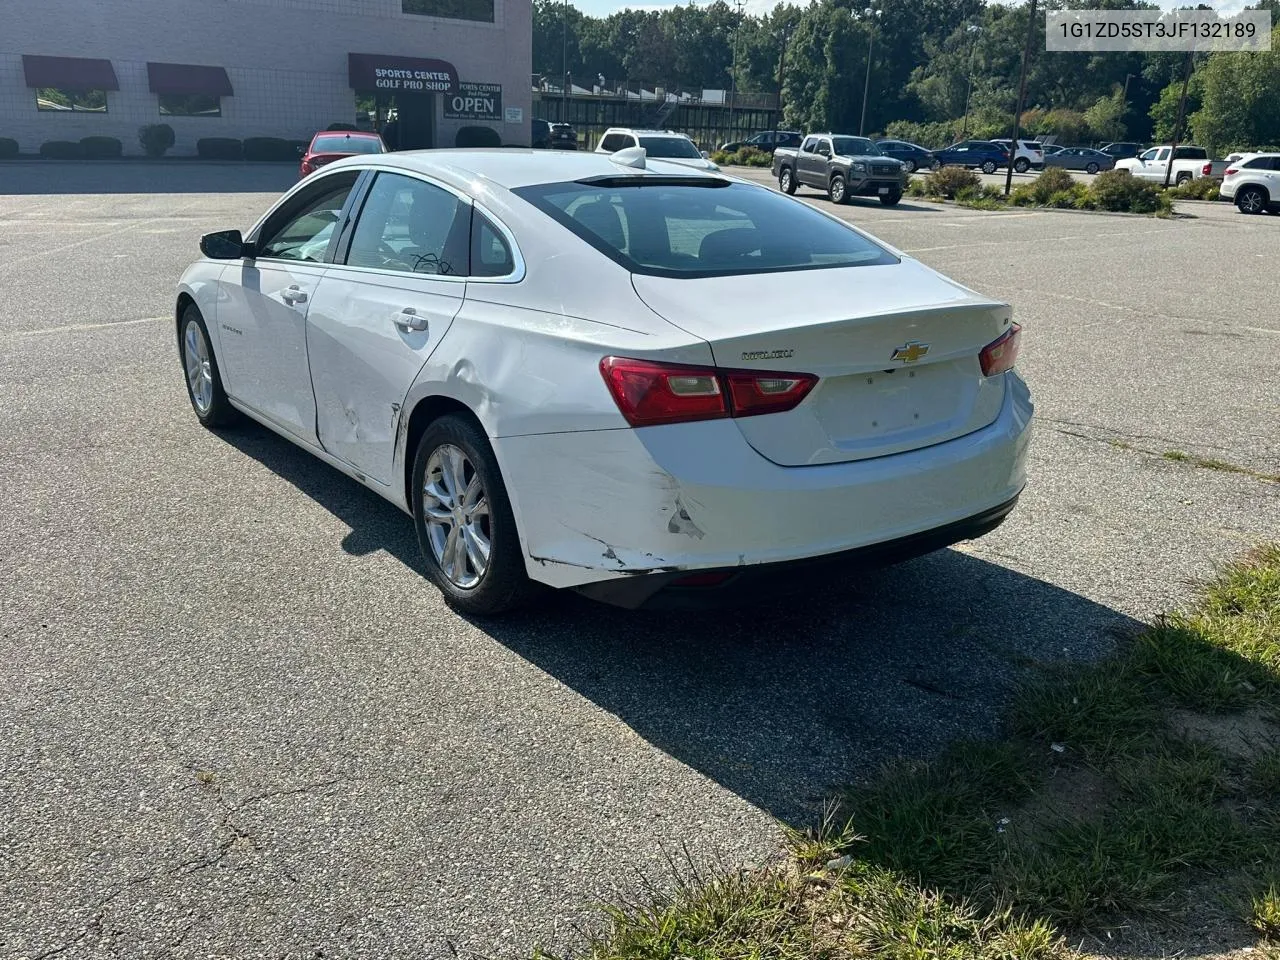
[
  {"left": 1174, "top": 147, "right": 1207, "bottom": 159},
  {"left": 513, "top": 180, "right": 897, "bottom": 279},
  {"left": 800, "top": 137, "right": 818, "bottom": 153},
  {"left": 600, "top": 133, "right": 632, "bottom": 152},
  {"left": 1243, "top": 156, "right": 1279, "bottom": 169},
  {"left": 470, "top": 210, "right": 515, "bottom": 277},
  {"left": 345, "top": 172, "right": 468, "bottom": 276}
]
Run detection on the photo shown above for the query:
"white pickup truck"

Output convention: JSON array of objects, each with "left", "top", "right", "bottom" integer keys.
[{"left": 1115, "top": 145, "right": 1229, "bottom": 185}]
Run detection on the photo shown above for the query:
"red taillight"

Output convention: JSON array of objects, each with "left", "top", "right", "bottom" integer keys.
[
  {"left": 599, "top": 357, "right": 817, "bottom": 427},
  {"left": 1201, "top": 163, "right": 1212, "bottom": 176},
  {"left": 300, "top": 159, "right": 314, "bottom": 174},
  {"left": 979, "top": 323, "right": 1022, "bottom": 377},
  {"left": 1225, "top": 167, "right": 1238, "bottom": 176}
]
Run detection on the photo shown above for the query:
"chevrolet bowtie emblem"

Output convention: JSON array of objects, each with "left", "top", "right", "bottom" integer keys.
[{"left": 891, "top": 340, "right": 930, "bottom": 363}]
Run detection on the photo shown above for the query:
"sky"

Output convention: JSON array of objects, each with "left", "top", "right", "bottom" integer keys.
[{"left": 569, "top": 0, "right": 1251, "bottom": 22}]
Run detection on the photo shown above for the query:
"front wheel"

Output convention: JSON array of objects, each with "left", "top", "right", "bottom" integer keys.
[
  {"left": 1013, "top": 158, "right": 1030, "bottom": 173},
  {"left": 902, "top": 159, "right": 916, "bottom": 174},
  {"left": 828, "top": 174, "right": 847, "bottom": 204},
  {"left": 1085, "top": 161, "right": 1099, "bottom": 175},
  {"left": 412, "top": 414, "right": 538, "bottom": 616},
  {"left": 179, "top": 305, "right": 238, "bottom": 428},
  {"left": 779, "top": 167, "right": 796, "bottom": 195},
  {"left": 879, "top": 190, "right": 902, "bottom": 206},
  {"left": 929, "top": 159, "right": 941, "bottom": 171},
  {"left": 980, "top": 160, "right": 998, "bottom": 175},
  {"left": 1236, "top": 186, "right": 1269, "bottom": 215}
]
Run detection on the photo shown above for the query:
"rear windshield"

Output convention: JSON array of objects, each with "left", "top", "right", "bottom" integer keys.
[
  {"left": 832, "top": 137, "right": 881, "bottom": 156},
  {"left": 638, "top": 136, "right": 701, "bottom": 159},
  {"left": 312, "top": 135, "right": 383, "bottom": 154},
  {"left": 512, "top": 180, "right": 897, "bottom": 278}
]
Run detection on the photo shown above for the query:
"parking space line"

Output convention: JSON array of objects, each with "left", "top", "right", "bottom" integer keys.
[{"left": 9, "top": 316, "right": 168, "bottom": 339}]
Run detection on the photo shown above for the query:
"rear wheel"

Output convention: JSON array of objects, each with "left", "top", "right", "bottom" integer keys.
[
  {"left": 980, "top": 160, "right": 998, "bottom": 175},
  {"left": 411, "top": 414, "right": 537, "bottom": 616},
  {"left": 779, "top": 167, "right": 796, "bottom": 195},
  {"left": 179, "top": 304, "right": 238, "bottom": 428},
  {"left": 1175, "top": 172, "right": 1193, "bottom": 186},
  {"left": 1236, "top": 186, "right": 1269, "bottom": 214},
  {"left": 828, "top": 174, "right": 847, "bottom": 204},
  {"left": 929, "top": 159, "right": 941, "bottom": 171},
  {"left": 879, "top": 190, "right": 902, "bottom": 206},
  {"left": 1085, "top": 161, "right": 1100, "bottom": 175},
  {"left": 1014, "top": 157, "right": 1030, "bottom": 173},
  {"left": 902, "top": 158, "right": 916, "bottom": 174}
]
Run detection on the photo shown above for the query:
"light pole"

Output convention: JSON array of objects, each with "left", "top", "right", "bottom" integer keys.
[
  {"left": 1003, "top": 0, "right": 1037, "bottom": 197},
  {"left": 960, "top": 24, "right": 981, "bottom": 138},
  {"left": 561, "top": 0, "right": 569, "bottom": 121},
  {"left": 774, "top": 23, "right": 793, "bottom": 147},
  {"left": 859, "top": 7, "right": 882, "bottom": 137}
]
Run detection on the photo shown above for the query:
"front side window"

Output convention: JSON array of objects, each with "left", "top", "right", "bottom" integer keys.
[
  {"left": 832, "top": 137, "right": 880, "bottom": 156},
  {"left": 36, "top": 88, "right": 107, "bottom": 112},
  {"left": 257, "top": 174, "right": 357, "bottom": 262},
  {"left": 346, "top": 172, "right": 469, "bottom": 276},
  {"left": 159, "top": 94, "right": 220, "bottom": 117},
  {"left": 514, "top": 181, "right": 897, "bottom": 279},
  {"left": 402, "top": 0, "right": 493, "bottom": 22},
  {"left": 638, "top": 136, "right": 700, "bottom": 159}
]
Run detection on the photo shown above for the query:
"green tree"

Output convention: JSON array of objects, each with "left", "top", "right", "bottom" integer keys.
[
  {"left": 1190, "top": 26, "right": 1280, "bottom": 154},
  {"left": 1084, "top": 91, "right": 1127, "bottom": 141}
]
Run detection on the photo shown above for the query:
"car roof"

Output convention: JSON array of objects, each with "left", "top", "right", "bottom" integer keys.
[
  {"left": 322, "top": 148, "right": 726, "bottom": 190},
  {"left": 604, "top": 128, "right": 691, "bottom": 137},
  {"left": 313, "top": 131, "right": 381, "bottom": 139}
]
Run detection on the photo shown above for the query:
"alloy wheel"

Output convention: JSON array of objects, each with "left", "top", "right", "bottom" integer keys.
[
  {"left": 1239, "top": 189, "right": 1266, "bottom": 214},
  {"left": 903, "top": 159, "right": 916, "bottom": 173},
  {"left": 422, "top": 443, "right": 491, "bottom": 588},
  {"left": 183, "top": 321, "right": 214, "bottom": 414},
  {"left": 831, "top": 177, "right": 845, "bottom": 203}
]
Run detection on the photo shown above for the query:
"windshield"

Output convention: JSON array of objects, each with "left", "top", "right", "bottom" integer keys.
[
  {"left": 831, "top": 137, "right": 881, "bottom": 156},
  {"left": 312, "top": 135, "right": 383, "bottom": 154},
  {"left": 513, "top": 180, "right": 896, "bottom": 278},
  {"left": 638, "top": 136, "right": 702, "bottom": 159}
]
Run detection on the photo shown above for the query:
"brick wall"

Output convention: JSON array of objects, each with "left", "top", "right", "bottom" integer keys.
[{"left": 0, "top": 0, "right": 532, "bottom": 155}]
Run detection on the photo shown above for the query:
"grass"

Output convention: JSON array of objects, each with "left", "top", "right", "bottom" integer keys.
[
  {"left": 533, "top": 545, "right": 1280, "bottom": 959},
  {"left": 1101, "top": 439, "right": 1280, "bottom": 484}
]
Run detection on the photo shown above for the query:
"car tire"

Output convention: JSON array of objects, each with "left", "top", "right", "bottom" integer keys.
[
  {"left": 1175, "top": 172, "right": 1193, "bottom": 186},
  {"left": 902, "top": 159, "right": 916, "bottom": 174},
  {"left": 930, "top": 159, "right": 941, "bottom": 171},
  {"left": 411, "top": 413, "right": 538, "bottom": 616},
  {"left": 829, "top": 174, "right": 847, "bottom": 204},
  {"left": 779, "top": 167, "right": 796, "bottom": 195},
  {"left": 879, "top": 190, "right": 902, "bottom": 206},
  {"left": 1014, "top": 158, "right": 1030, "bottom": 173},
  {"left": 1085, "top": 162, "right": 1099, "bottom": 175},
  {"left": 179, "top": 304, "right": 238, "bottom": 429},
  {"left": 1236, "top": 186, "right": 1269, "bottom": 215},
  {"left": 981, "top": 160, "right": 998, "bottom": 174}
]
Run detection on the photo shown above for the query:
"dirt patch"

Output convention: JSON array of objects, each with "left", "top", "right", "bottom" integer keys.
[
  {"left": 1012, "top": 763, "right": 1116, "bottom": 831},
  {"left": 1170, "top": 707, "right": 1280, "bottom": 760}
]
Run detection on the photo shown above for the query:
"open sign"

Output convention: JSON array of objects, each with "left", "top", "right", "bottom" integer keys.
[{"left": 444, "top": 81, "right": 502, "bottom": 121}]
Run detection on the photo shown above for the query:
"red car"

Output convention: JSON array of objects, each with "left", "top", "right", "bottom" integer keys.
[{"left": 299, "top": 131, "right": 386, "bottom": 178}]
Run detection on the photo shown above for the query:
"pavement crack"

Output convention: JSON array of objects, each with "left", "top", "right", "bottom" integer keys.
[{"left": 1045, "top": 423, "right": 1278, "bottom": 484}]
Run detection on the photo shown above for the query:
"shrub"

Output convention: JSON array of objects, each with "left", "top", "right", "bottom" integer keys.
[
  {"left": 39, "top": 140, "right": 84, "bottom": 160},
  {"left": 1087, "top": 168, "right": 1163, "bottom": 213},
  {"left": 0, "top": 137, "right": 19, "bottom": 159},
  {"left": 1168, "top": 176, "right": 1221, "bottom": 201},
  {"left": 710, "top": 149, "right": 731, "bottom": 165},
  {"left": 1045, "top": 186, "right": 1088, "bottom": 209},
  {"left": 197, "top": 137, "right": 243, "bottom": 160},
  {"left": 243, "top": 137, "right": 297, "bottom": 161},
  {"left": 138, "top": 123, "right": 175, "bottom": 158},
  {"left": 728, "top": 146, "right": 771, "bottom": 167},
  {"left": 980, "top": 184, "right": 1005, "bottom": 201},
  {"left": 79, "top": 136, "right": 122, "bottom": 159},
  {"left": 923, "top": 164, "right": 981, "bottom": 199},
  {"left": 326, "top": 122, "right": 359, "bottom": 131},
  {"left": 1029, "top": 166, "right": 1075, "bottom": 202},
  {"left": 1009, "top": 183, "right": 1038, "bottom": 206},
  {"left": 905, "top": 177, "right": 929, "bottom": 197},
  {"left": 455, "top": 125, "right": 501, "bottom": 148}
]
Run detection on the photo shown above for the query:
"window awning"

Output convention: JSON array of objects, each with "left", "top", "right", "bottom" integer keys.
[
  {"left": 348, "top": 53, "right": 457, "bottom": 94},
  {"left": 22, "top": 55, "right": 119, "bottom": 91},
  {"left": 147, "top": 62, "right": 234, "bottom": 97}
]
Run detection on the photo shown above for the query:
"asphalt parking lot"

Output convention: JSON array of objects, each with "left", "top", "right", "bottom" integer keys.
[{"left": 2, "top": 161, "right": 1278, "bottom": 959}]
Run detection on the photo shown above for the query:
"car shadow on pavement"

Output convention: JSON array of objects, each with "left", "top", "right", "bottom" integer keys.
[{"left": 223, "top": 420, "right": 1138, "bottom": 826}]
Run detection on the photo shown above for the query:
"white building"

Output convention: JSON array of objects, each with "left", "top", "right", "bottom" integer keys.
[{"left": 0, "top": 0, "right": 532, "bottom": 155}]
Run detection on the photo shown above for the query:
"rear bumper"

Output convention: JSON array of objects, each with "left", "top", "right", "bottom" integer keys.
[{"left": 494, "top": 372, "right": 1033, "bottom": 593}]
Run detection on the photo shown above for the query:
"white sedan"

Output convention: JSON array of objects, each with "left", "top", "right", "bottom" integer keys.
[{"left": 177, "top": 149, "right": 1032, "bottom": 613}]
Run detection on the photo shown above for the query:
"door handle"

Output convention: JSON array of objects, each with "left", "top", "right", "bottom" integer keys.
[
  {"left": 393, "top": 307, "right": 427, "bottom": 333},
  {"left": 282, "top": 285, "right": 308, "bottom": 305}
]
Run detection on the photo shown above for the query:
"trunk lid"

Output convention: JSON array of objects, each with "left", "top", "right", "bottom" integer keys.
[{"left": 632, "top": 259, "right": 1013, "bottom": 466}]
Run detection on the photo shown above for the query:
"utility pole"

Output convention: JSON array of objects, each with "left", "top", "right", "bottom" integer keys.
[
  {"left": 730, "top": 0, "right": 744, "bottom": 140},
  {"left": 774, "top": 24, "right": 792, "bottom": 146},
  {"left": 859, "top": 7, "right": 882, "bottom": 137},
  {"left": 1003, "top": 0, "right": 1037, "bottom": 196},
  {"left": 1164, "top": 48, "right": 1194, "bottom": 188},
  {"left": 561, "top": 0, "right": 568, "bottom": 121}
]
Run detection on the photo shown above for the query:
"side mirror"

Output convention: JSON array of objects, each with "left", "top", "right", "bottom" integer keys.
[
  {"left": 200, "top": 229, "right": 248, "bottom": 260},
  {"left": 701, "top": 150, "right": 710, "bottom": 159}
]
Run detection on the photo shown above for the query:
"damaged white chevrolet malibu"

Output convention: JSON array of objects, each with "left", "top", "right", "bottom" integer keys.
[{"left": 176, "top": 148, "right": 1032, "bottom": 614}]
